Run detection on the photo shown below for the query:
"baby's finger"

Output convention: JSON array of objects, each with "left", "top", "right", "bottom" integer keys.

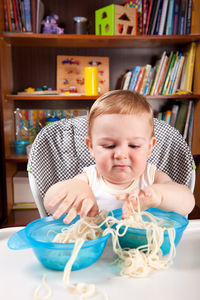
[
  {"left": 63, "top": 207, "right": 78, "bottom": 224},
  {"left": 80, "top": 198, "right": 98, "bottom": 218},
  {"left": 122, "top": 201, "right": 132, "bottom": 219},
  {"left": 116, "top": 194, "right": 128, "bottom": 201},
  {"left": 53, "top": 192, "right": 77, "bottom": 219}
]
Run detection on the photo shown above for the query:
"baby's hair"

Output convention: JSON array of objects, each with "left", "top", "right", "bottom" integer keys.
[{"left": 88, "top": 90, "right": 154, "bottom": 138}]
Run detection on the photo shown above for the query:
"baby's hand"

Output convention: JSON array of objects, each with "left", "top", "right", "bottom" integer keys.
[
  {"left": 44, "top": 179, "right": 98, "bottom": 224},
  {"left": 117, "top": 186, "right": 162, "bottom": 219}
]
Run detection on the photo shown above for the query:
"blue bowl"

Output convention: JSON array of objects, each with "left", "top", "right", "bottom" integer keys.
[
  {"left": 8, "top": 215, "right": 110, "bottom": 271},
  {"left": 108, "top": 208, "right": 188, "bottom": 255}
]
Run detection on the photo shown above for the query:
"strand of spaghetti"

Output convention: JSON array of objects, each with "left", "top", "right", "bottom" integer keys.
[{"left": 34, "top": 275, "right": 52, "bottom": 300}]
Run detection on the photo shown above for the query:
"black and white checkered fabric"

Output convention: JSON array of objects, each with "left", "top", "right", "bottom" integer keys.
[{"left": 28, "top": 116, "right": 194, "bottom": 202}]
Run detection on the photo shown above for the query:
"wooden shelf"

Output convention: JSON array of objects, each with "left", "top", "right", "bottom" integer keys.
[
  {"left": 2, "top": 33, "right": 200, "bottom": 48},
  {"left": 6, "top": 153, "right": 28, "bottom": 163},
  {"left": 6, "top": 94, "right": 200, "bottom": 101},
  {"left": 6, "top": 94, "right": 98, "bottom": 101}
]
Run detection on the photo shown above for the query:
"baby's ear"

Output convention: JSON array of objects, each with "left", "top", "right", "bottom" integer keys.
[
  {"left": 148, "top": 136, "right": 157, "bottom": 158},
  {"left": 85, "top": 136, "right": 95, "bottom": 158}
]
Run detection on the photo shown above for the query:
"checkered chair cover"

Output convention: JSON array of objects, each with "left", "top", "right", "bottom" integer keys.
[{"left": 28, "top": 115, "right": 195, "bottom": 215}]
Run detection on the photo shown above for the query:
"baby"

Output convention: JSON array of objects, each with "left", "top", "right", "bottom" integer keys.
[{"left": 44, "top": 90, "right": 195, "bottom": 224}]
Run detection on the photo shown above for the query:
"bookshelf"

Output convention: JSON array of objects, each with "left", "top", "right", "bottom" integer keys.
[{"left": 0, "top": 0, "right": 200, "bottom": 220}]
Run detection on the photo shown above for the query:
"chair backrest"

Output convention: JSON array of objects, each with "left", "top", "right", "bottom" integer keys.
[{"left": 28, "top": 115, "right": 195, "bottom": 216}]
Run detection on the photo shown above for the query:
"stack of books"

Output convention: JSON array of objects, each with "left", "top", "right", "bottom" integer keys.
[
  {"left": 155, "top": 100, "right": 194, "bottom": 147},
  {"left": 121, "top": 42, "right": 196, "bottom": 95},
  {"left": 120, "top": 0, "right": 193, "bottom": 35},
  {"left": 3, "top": 0, "right": 44, "bottom": 33}
]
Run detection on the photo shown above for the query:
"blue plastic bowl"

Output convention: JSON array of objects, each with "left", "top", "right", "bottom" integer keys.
[
  {"left": 108, "top": 208, "right": 188, "bottom": 255},
  {"left": 8, "top": 215, "right": 110, "bottom": 271}
]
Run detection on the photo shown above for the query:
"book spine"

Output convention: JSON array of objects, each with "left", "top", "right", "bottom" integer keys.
[
  {"left": 143, "top": 67, "right": 154, "bottom": 95},
  {"left": 151, "top": 51, "right": 166, "bottom": 95},
  {"left": 154, "top": 0, "right": 164, "bottom": 35},
  {"left": 11, "top": 0, "right": 20, "bottom": 31},
  {"left": 139, "top": 64, "right": 152, "bottom": 94},
  {"left": 155, "top": 55, "right": 169, "bottom": 95},
  {"left": 186, "top": 0, "right": 192, "bottom": 34},
  {"left": 172, "top": 55, "right": 185, "bottom": 94},
  {"left": 148, "top": 66, "right": 158, "bottom": 94},
  {"left": 122, "top": 71, "right": 132, "bottom": 90},
  {"left": 129, "top": 66, "right": 140, "bottom": 90},
  {"left": 147, "top": 0, "right": 158, "bottom": 35},
  {"left": 173, "top": 0, "right": 181, "bottom": 34},
  {"left": 183, "top": 100, "right": 193, "bottom": 139},
  {"left": 168, "top": 53, "right": 182, "bottom": 94},
  {"left": 142, "top": 0, "right": 149, "bottom": 34},
  {"left": 23, "top": 0, "right": 32, "bottom": 32},
  {"left": 158, "top": 0, "right": 169, "bottom": 35},
  {"left": 166, "top": 0, "right": 174, "bottom": 35},
  {"left": 184, "top": 42, "right": 197, "bottom": 92},
  {"left": 145, "top": 0, "right": 153, "bottom": 34},
  {"left": 150, "top": 0, "right": 161, "bottom": 35},
  {"left": 187, "top": 101, "right": 194, "bottom": 148},
  {"left": 3, "top": 0, "right": 9, "bottom": 31},
  {"left": 178, "top": 0, "right": 187, "bottom": 34},
  {"left": 135, "top": 67, "right": 145, "bottom": 92},
  {"left": 19, "top": 0, "right": 26, "bottom": 32},
  {"left": 170, "top": 104, "right": 179, "bottom": 126},
  {"left": 161, "top": 52, "right": 177, "bottom": 94},
  {"left": 9, "top": 0, "right": 16, "bottom": 31}
]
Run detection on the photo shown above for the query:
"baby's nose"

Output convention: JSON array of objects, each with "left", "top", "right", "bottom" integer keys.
[{"left": 114, "top": 147, "right": 128, "bottom": 159}]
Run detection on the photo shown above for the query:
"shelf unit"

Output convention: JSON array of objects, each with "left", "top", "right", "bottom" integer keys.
[{"left": 1, "top": 0, "right": 200, "bottom": 219}]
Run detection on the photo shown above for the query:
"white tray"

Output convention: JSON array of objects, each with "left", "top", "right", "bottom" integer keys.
[{"left": 1, "top": 221, "right": 200, "bottom": 300}]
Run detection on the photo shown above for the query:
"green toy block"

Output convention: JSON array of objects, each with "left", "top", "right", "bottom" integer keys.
[
  {"left": 95, "top": 4, "right": 115, "bottom": 36},
  {"left": 95, "top": 4, "right": 137, "bottom": 36}
]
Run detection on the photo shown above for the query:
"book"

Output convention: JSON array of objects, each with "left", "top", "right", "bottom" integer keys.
[
  {"left": 175, "top": 102, "right": 189, "bottom": 135},
  {"left": 23, "top": 0, "right": 32, "bottom": 32},
  {"left": 139, "top": 64, "right": 152, "bottom": 94},
  {"left": 178, "top": 0, "right": 187, "bottom": 34},
  {"left": 148, "top": 65, "right": 158, "bottom": 94},
  {"left": 183, "top": 100, "right": 193, "bottom": 139},
  {"left": 166, "top": 0, "right": 174, "bottom": 35},
  {"left": 164, "top": 110, "right": 172, "bottom": 123},
  {"left": 11, "top": 0, "right": 20, "bottom": 31},
  {"left": 172, "top": 55, "right": 185, "bottom": 94},
  {"left": 122, "top": 71, "right": 132, "bottom": 90},
  {"left": 15, "top": 0, "right": 23, "bottom": 32},
  {"left": 150, "top": 51, "right": 166, "bottom": 95},
  {"left": 36, "top": 0, "right": 45, "bottom": 33},
  {"left": 150, "top": 0, "right": 162, "bottom": 35},
  {"left": 154, "top": 0, "right": 164, "bottom": 35},
  {"left": 19, "top": 0, "right": 26, "bottom": 32},
  {"left": 3, "top": 0, "right": 9, "bottom": 31},
  {"left": 158, "top": 50, "right": 173, "bottom": 93},
  {"left": 186, "top": 0, "right": 192, "bottom": 34},
  {"left": 178, "top": 53, "right": 188, "bottom": 91},
  {"left": 161, "top": 52, "right": 177, "bottom": 94},
  {"left": 187, "top": 101, "right": 194, "bottom": 148},
  {"left": 147, "top": 0, "right": 158, "bottom": 34},
  {"left": 154, "top": 55, "right": 169, "bottom": 95},
  {"left": 142, "top": 0, "right": 149, "bottom": 34},
  {"left": 158, "top": 0, "right": 169, "bottom": 35},
  {"left": 173, "top": 0, "right": 181, "bottom": 34},
  {"left": 170, "top": 104, "right": 179, "bottom": 126},
  {"left": 135, "top": 67, "right": 145, "bottom": 92},
  {"left": 168, "top": 52, "right": 182, "bottom": 94},
  {"left": 31, "top": 0, "right": 37, "bottom": 33},
  {"left": 143, "top": 66, "right": 154, "bottom": 95},
  {"left": 9, "top": 0, "right": 16, "bottom": 31},
  {"left": 128, "top": 66, "right": 141, "bottom": 91},
  {"left": 145, "top": 0, "right": 153, "bottom": 34},
  {"left": 184, "top": 42, "right": 197, "bottom": 92}
]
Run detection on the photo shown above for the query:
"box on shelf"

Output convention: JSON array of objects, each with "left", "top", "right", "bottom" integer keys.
[
  {"left": 13, "top": 171, "right": 36, "bottom": 208},
  {"left": 95, "top": 4, "right": 137, "bottom": 36}
]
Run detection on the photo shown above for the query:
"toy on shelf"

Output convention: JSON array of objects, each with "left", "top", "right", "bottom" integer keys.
[
  {"left": 18, "top": 86, "right": 59, "bottom": 95},
  {"left": 42, "top": 14, "right": 64, "bottom": 34},
  {"left": 95, "top": 4, "right": 137, "bottom": 36}
]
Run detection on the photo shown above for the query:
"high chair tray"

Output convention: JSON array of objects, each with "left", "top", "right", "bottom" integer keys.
[{"left": 1, "top": 220, "right": 200, "bottom": 300}]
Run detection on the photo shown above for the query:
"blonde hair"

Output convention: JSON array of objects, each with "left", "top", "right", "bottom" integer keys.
[{"left": 88, "top": 90, "right": 154, "bottom": 138}]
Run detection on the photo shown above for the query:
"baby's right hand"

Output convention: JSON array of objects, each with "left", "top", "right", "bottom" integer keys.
[{"left": 44, "top": 179, "right": 99, "bottom": 224}]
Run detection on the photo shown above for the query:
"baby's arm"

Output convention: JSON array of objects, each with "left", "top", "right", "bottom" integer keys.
[
  {"left": 44, "top": 173, "right": 98, "bottom": 224},
  {"left": 118, "top": 170, "right": 195, "bottom": 218}
]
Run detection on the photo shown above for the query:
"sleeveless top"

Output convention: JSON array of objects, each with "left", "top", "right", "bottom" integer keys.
[{"left": 83, "top": 163, "right": 156, "bottom": 211}]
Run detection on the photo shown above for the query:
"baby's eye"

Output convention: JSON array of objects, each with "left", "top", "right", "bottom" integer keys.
[
  {"left": 129, "top": 144, "right": 140, "bottom": 148},
  {"left": 103, "top": 145, "right": 115, "bottom": 149}
]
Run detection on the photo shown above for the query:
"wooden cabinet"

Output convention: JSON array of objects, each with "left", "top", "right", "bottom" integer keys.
[{"left": 0, "top": 0, "right": 200, "bottom": 217}]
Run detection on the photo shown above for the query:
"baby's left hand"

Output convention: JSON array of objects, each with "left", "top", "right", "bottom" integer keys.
[{"left": 117, "top": 186, "right": 162, "bottom": 219}]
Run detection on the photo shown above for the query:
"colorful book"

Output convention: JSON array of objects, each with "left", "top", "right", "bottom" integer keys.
[
  {"left": 142, "top": 0, "right": 149, "bottom": 34},
  {"left": 128, "top": 66, "right": 141, "bottom": 91},
  {"left": 150, "top": 0, "right": 162, "bottom": 35},
  {"left": 164, "top": 110, "right": 172, "bottom": 124},
  {"left": 184, "top": 42, "right": 197, "bottom": 92},
  {"left": 172, "top": 55, "right": 185, "bottom": 94},
  {"left": 168, "top": 52, "right": 183, "bottom": 94},
  {"left": 148, "top": 65, "right": 158, "bottom": 94},
  {"left": 159, "top": 51, "right": 173, "bottom": 93},
  {"left": 135, "top": 67, "right": 145, "bottom": 92},
  {"left": 3, "top": 0, "right": 9, "bottom": 31},
  {"left": 158, "top": 0, "right": 169, "bottom": 35},
  {"left": 139, "top": 64, "right": 152, "bottom": 94},
  {"left": 161, "top": 52, "right": 177, "bottom": 94},
  {"left": 145, "top": 0, "right": 153, "bottom": 34},
  {"left": 11, "top": 0, "right": 20, "bottom": 31},
  {"left": 154, "top": 0, "right": 164, "bottom": 35},
  {"left": 187, "top": 101, "right": 194, "bottom": 148},
  {"left": 19, "top": 0, "right": 26, "bottom": 32},
  {"left": 147, "top": 0, "right": 158, "bottom": 34},
  {"left": 150, "top": 51, "right": 166, "bottom": 95},
  {"left": 166, "top": 0, "right": 174, "bottom": 35},
  {"left": 143, "top": 66, "right": 154, "bottom": 95},
  {"left": 154, "top": 55, "right": 169, "bottom": 95}
]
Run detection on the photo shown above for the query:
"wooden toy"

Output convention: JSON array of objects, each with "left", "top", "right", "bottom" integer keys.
[{"left": 95, "top": 4, "right": 137, "bottom": 36}]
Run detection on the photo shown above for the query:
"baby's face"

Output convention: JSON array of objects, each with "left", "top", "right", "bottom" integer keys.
[{"left": 86, "top": 113, "right": 156, "bottom": 187}]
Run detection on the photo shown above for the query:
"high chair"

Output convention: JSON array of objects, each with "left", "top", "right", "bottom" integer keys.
[{"left": 28, "top": 116, "right": 196, "bottom": 218}]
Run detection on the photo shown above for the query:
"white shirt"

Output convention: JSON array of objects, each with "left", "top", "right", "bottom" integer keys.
[{"left": 83, "top": 164, "right": 156, "bottom": 212}]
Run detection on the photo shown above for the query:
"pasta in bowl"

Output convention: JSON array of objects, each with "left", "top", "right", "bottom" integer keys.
[
  {"left": 107, "top": 208, "right": 189, "bottom": 256},
  {"left": 7, "top": 214, "right": 110, "bottom": 271}
]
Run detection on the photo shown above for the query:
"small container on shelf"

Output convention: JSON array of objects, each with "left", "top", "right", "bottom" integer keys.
[{"left": 14, "top": 140, "right": 30, "bottom": 155}]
